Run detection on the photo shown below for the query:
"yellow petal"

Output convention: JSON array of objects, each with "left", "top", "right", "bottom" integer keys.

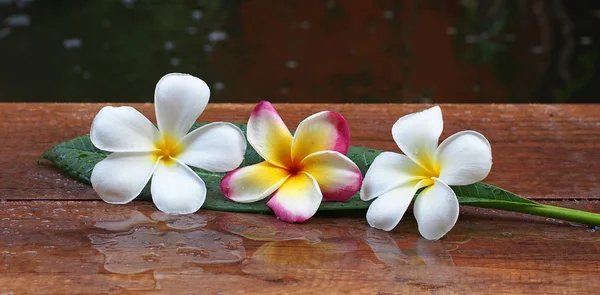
[
  {"left": 300, "top": 151, "right": 362, "bottom": 201},
  {"left": 291, "top": 111, "right": 350, "bottom": 165},
  {"left": 266, "top": 172, "right": 322, "bottom": 223},
  {"left": 221, "top": 161, "right": 291, "bottom": 203},
  {"left": 247, "top": 101, "right": 294, "bottom": 169}
]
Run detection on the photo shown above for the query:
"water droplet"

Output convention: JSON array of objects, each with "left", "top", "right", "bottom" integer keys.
[
  {"left": 4, "top": 14, "right": 30, "bottom": 27},
  {"left": 214, "top": 82, "right": 224, "bottom": 92},
  {"left": 531, "top": 46, "right": 544, "bottom": 55},
  {"left": 63, "top": 38, "right": 82, "bottom": 49},
  {"left": 383, "top": 10, "right": 394, "bottom": 20},
  {"left": 94, "top": 210, "right": 156, "bottom": 232},
  {"left": 285, "top": 60, "right": 298, "bottom": 69},
  {"left": 581, "top": 36, "right": 593, "bottom": 46},
  {"left": 142, "top": 253, "right": 161, "bottom": 262},
  {"left": 208, "top": 31, "right": 227, "bottom": 43},
  {"left": 145, "top": 243, "right": 166, "bottom": 251},
  {"left": 16, "top": 0, "right": 34, "bottom": 8},
  {"left": 504, "top": 33, "right": 516, "bottom": 42},
  {"left": 446, "top": 26, "right": 457, "bottom": 36},
  {"left": 299, "top": 20, "right": 310, "bottom": 29},
  {"left": 169, "top": 57, "right": 180, "bottom": 67},
  {"left": 164, "top": 41, "right": 175, "bottom": 51},
  {"left": 186, "top": 26, "right": 197, "bottom": 35},
  {"left": 191, "top": 10, "right": 203, "bottom": 20},
  {"left": 465, "top": 35, "right": 479, "bottom": 44},
  {"left": 0, "top": 28, "right": 12, "bottom": 40},
  {"left": 177, "top": 247, "right": 209, "bottom": 257},
  {"left": 121, "top": 0, "right": 135, "bottom": 8}
]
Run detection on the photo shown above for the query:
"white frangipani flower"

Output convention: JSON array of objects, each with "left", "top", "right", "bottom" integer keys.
[
  {"left": 360, "top": 106, "right": 492, "bottom": 240},
  {"left": 90, "top": 73, "right": 247, "bottom": 214}
]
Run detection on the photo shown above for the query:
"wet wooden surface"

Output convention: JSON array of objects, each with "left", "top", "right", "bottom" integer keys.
[{"left": 1, "top": 103, "right": 600, "bottom": 294}]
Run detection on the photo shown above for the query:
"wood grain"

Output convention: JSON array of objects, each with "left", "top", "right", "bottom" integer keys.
[
  {"left": 0, "top": 103, "right": 599, "bottom": 294},
  {"left": 0, "top": 200, "right": 599, "bottom": 295}
]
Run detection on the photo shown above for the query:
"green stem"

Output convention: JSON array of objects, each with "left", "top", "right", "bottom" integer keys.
[
  {"left": 519, "top": 203, "right": 600, "bottom": 226},
  {"left": 466, "top": 202, "right": 600, "bottom": 227}
]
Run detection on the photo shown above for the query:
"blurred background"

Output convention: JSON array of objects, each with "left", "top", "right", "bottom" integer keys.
[{"left": 0, "top": 0, "right": 598, "bottom": 103}]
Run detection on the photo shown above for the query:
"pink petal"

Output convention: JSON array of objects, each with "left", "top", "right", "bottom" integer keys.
[{"left": 291, "top": 111, "right": 350, "bottom": 164}]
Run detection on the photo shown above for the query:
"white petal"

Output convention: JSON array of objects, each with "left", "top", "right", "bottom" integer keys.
[
  {"left": 436, "top": 130, "right": 492, "bottom": 185},
  {"left": 413, "top": 178, "right": 459, "bottom": 240},
  {"left": 154, "top": 73, "right": 210, "bottom": 140},
  {"left": 360, "top": 152, "right": 428, "bottom": 201},
  {"left": 366, "top": 180, "right": 427, "bottom": 231},
  {"left": 91, "top": 152, "right": 157, "bottom": 204},
  {"left": 151, "top": 161, "right": 206, "bottom": 214},
  {"left": 90, "top": 106, "right": 159, "bottom": 152},
  {"left": 392, "top": 106, "right": 443, "bottom": 174},
  {"left": 177, "top": 122, "right": 247, "bottom": 172}
]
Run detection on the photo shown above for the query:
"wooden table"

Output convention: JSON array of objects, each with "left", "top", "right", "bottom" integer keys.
[{"left": 1, "top": 103, "right": 599, "bottom": 294}]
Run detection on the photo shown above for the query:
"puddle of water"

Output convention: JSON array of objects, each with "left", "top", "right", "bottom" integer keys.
[
  {"left": 219, "top": 213, "right": 321, "bottom": 243},
  {"left": 150, "top": 211, "right": 214, "bottom": 230},
  {"left": 89, "top": 209, "right": 245, "bottom": 275},
  {"left": 3, "top": 200, "right": 599, "bottom": 293},
  {"left": 94, "top": 210, "right": 156, "bottom": 232}
]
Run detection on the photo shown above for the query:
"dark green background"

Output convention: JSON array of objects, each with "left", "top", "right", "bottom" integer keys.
[{"left": 1, "top": 0, "right": 598, "bottom": 103}]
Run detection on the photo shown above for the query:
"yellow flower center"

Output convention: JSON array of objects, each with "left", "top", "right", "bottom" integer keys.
[{"left": 152, "top": 134, "right": 183, "bottom": 165}]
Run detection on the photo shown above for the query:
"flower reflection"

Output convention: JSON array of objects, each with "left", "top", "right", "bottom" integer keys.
[
  {"left": 218, "top": 213, "right": 322, "bottom": 243},
  {"left": 363, "top": 228, "right": 456, "bottom": 267},
  {"left": 242, "top": 239, "right": 379, "bottom": 281},
  {"left": 362, "top": 228, "right": 457, "bottom": 287}
]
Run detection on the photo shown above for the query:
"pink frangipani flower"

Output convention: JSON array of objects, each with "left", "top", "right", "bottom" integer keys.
[{"left": 221, "top": 101, "right": 362, "bottom": 223}]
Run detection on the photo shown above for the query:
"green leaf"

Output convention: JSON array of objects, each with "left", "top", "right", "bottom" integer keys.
[
  {"left": 39, "top": 122, "right": 382, "bottom": 213},
  {"left": 39, "top": 123, "right": 538, "bottom": 214},
  {"left": 453, "top": 182, "right": 539, "bottom": 209}
]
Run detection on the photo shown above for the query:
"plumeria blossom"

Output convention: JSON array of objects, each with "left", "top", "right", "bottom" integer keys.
[
  {"left": 360, "top": 106, "right": 492, "bottom": 240},
  {"left": 90, "top": 73, "right": 246, "bottom": 214},
  {"left": 221, "top": 101, "right": 362, "bottom": 223}
]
